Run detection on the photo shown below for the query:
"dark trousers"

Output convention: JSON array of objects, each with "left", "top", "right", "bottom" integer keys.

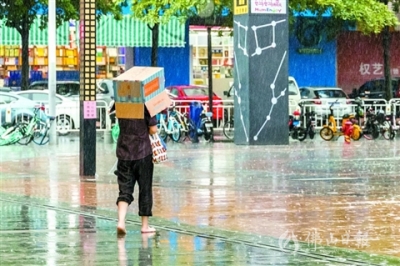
[{"left": 116, "top": 154, "right": 154, "bottom": 216}]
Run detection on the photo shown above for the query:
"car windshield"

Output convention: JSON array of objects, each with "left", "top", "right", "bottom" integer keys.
[
  {"left": 183, "top": 87, "right": 208, "bottom": 96},
  {"left": 315, "top": 89, "right": 347, "bottom": 98}
]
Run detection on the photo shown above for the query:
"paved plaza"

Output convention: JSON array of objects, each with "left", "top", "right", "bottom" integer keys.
[{"left": 0, "top": 133, "right": 400, "bottom": 265}]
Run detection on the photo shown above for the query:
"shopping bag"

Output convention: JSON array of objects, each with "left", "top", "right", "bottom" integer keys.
[{"left": 149, "top": 133, "right": 167, "bottom": 163}]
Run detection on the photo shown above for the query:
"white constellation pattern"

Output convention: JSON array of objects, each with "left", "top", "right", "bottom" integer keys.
[
  {"left": 233, "top": 20, "right": 248, "bottom": 56},
  {"left": 234, "top": 19, "right": 286, "bottom": 57},
  {"left": 233, "top": 19, "right": 288, "bottom": 142},
  {"left": 252, "top": 19, "right": 285, "bottom": 56}
]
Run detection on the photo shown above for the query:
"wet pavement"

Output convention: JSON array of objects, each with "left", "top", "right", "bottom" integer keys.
[{"left": 1, "top": 133, "right": 400, "bottom": 265}]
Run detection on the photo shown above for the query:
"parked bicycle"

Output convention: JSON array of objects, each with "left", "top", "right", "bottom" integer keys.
[
  {"left": 157, "top": 109, "right": 181, "bottom": 142},
  {"left": 0, "top": 105, "right": 54, "bottom": 146},
  {"left": 169, "top": 104, "right": 192, "bottom": 141},
  {"left": 319, "top": 100, "right": 362, "bottom": 142}
]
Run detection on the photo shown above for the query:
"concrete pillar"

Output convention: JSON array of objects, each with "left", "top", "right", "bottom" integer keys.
[{"left": 233, "top": 0, "right": 289, "bottom": 145}]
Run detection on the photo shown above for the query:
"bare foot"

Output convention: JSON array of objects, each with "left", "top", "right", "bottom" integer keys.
[
  {"left": 141, "top": 226, "right": 156, "bottom": 234},
  {"left": 117, "top": 226, "right": 126, "bottom": 236}
]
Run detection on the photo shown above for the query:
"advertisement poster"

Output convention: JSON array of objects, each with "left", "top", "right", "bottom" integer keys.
[{"left": 251, "top": 0, "right": 286, "bottom": 14}]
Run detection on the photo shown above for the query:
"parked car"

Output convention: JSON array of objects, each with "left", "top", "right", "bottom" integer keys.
[
  {"left": 28, "top": 80, "right": 80, "bottom": 98},
  {"left": 299, "top": 87, "right": 352, "bottom": 117},
  {"left": 223, "top": 76, "right": 301, "bottom": 116},
  {"left": 357, "top": 77, "right": 400, "bottom": 99},
  {"left": 28, "top": 80, "right": 114, "bottom": 106},
  {"left": 288, "top": 76, "right": 301, "bottom": 114},
  {"left": 15, "top": 90, "right": 80, "bottom": 135},
  {"left": 165, "top": 85, "right": 224, "bottom": 120},
  {"left": 0, "top": 91, "right": 45, "bottom": 126}
]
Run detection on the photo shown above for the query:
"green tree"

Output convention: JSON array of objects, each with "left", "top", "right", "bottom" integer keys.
[
  {"left": 0, "top": 0, "right": 126, "bottom": 90},
  {"left": 130, "top": 0, "right": 213, "bottom": 66}
]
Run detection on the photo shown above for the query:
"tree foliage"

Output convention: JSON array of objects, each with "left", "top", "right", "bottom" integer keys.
[
  {"left": 0, "top": 0, "right": 126, "bottom": 90},
  {"left": 289, "top": 0, "right": 399, "bottom": 34}
]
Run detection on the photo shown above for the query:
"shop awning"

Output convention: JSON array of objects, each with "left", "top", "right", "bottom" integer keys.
[
  {"left": 0, "top": 17, "right": 70, "bottom": 46},
  {"left": 94, "top": 15, "right": 186, "bottom": 47},
  {"left": 0, "top": 15, "right": 186, "bottom": 47}
]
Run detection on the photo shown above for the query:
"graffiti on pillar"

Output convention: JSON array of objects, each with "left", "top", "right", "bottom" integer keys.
[{"left": 234, "top": 19, "right": 288, "bottom": 142}]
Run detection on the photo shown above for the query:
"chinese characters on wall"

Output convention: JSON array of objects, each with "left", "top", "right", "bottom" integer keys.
[{"left": 359, "top": 62, "right": 400, "bottom": 76}]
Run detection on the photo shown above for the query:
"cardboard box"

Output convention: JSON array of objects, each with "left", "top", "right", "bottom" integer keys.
[{"left": 113, "top": 66, "right": 171, "bottom": 119}]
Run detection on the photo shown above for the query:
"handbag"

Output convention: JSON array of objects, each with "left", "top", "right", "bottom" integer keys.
[{"left": 149, "top": 133, "right": 167, "bottom": 163}]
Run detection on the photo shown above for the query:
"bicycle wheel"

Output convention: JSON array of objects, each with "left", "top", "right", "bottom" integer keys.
[
  {"left": 157, "top": 123, "right": 168, "bottom": 141},
  {"left": 319, "top": 127, "right": 334, "bottom": 141},
  {"left": 111, "top": 123, "right": 120, "bottom": 143},
  {"left": 170, "top": 121, "right": 181, "bottom": 142},
  {"left": 297, "top": 127, "right": 307, "bottom": 141},
  {"left": 203, "top": 124, "right": 213, "bottom": 142},
  {"left": 33, "top": 121, "right": 50, "bottom": 145},
  {"left": 371, "top": 124, "right": 380, "bottom": 139},
  {"left": 382, "top": 126, "right": 396, "bottom": 140},
  {"left": 308, "top": 128, "right": 316, "bottom": 139},
  {"left": 17, "top": 122, "right": 34, "bottom": 145},
  {"left": 223, "top": 120, "right": 234, "bottom": 140}
]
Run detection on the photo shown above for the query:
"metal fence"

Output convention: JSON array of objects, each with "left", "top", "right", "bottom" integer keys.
[{"left": 2, "top": 98, "right": 400, "bottom": 136}]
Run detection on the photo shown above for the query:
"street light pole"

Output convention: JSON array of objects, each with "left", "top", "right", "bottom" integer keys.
[
  {"left": 48, "top": 0, "right": 57, "bottom": 145},
  {"left": 198, "top": 0, "right": 216, "bottom": 142},
  {"left": 207, "top": 26, "right": 214, "bottom": 142}
]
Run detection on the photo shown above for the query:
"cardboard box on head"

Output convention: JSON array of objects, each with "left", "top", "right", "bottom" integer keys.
[{"left": 113, "top": 66, "right": 172, "bottom": 119}]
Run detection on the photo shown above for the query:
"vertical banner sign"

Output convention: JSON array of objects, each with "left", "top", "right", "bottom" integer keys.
[{"left": 79, "top": 0, "right": 97, "bottom": 177}]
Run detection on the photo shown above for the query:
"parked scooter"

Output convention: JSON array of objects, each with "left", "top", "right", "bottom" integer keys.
[
  {"left": 302, "top": 108, "right": 316, "bottom": 140},
  {"left": 188, "top": 101, "right": 213, "bottom": 143},
  {"left": 288, "top": 109, "right": 306, "bottom": 141}
]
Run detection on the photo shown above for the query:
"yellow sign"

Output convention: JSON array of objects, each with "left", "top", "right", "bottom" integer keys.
[{"left": 234, "top": 0, "right": 248, "bottom": 15}]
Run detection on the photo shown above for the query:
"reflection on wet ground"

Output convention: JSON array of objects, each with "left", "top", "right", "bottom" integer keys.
[{"left": 0, "top": 135, "right": 399, "bottom": 265}]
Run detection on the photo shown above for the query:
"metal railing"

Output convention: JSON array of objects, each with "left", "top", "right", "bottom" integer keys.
[{"left": 3, "top": 98, "right": 399, "bottom": 137}]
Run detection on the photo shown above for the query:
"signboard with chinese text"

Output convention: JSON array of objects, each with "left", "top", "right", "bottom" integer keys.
[
  {"left": 251, "top": 0, "right": 286, "bottom": 14},
  {"left": 337, "top": 31, "right": 400, "bottom": 93},
  {"left": 83, "top": 101, "right": 97, "bottom": 119}
]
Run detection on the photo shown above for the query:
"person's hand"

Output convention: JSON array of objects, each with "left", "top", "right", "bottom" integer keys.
[{"left": 149, "top": 125, "right": 158, "bottom": 135}]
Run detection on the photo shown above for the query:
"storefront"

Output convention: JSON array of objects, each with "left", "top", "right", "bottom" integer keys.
[{"left": 0, "top": 15, "right": 186, "bottom": 83}]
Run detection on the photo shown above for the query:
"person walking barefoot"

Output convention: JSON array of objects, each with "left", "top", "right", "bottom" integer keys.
[{"left": 113, "top": 105, "right": 158, "bottom": 236}]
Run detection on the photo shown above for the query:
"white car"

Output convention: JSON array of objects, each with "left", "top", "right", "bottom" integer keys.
[
  {"left": 288, "top": 76, "right": 301, "bottom": 115},
  {"left": 299, "top": 87, "right": 353, "bottom": 117},
  {"left": 15, "top": 90, "right": 79, "bottom": 135}
]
